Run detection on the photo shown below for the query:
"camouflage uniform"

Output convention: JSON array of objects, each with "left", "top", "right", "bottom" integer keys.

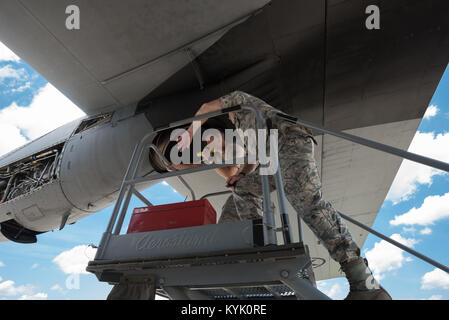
[
  {"left": 218, "top": 195, "right": 240, "bottom": 223},
  {"left": 218, "top": 193, "right": 271, "bottom": 223},
  {"left": 218, "top": 91, "right": 360, "bottom": 264}
]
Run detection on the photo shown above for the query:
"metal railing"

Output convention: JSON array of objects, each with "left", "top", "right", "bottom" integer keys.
[
  {"left": 95, "top": 103, "right": 449, "bottom": 276},
  {"left": 95, "top": 105, "right": 295, "bottom": 260},
  {"left": 280, "top": 114, "right": 449, "bottom": 274}
]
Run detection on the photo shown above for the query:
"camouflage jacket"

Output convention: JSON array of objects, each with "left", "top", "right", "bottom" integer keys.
[
  {"left": 219, "top": 90, "right": 312, "bottom": 136},
  {"left": 218, "top": 91, "right": 314, "bottom": 164}
]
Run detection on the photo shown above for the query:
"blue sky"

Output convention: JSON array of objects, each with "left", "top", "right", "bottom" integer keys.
[{"left": 0, "top": 42, "right": 448, "bottom": 300}]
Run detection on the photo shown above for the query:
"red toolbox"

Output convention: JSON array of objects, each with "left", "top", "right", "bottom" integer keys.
[{"left": 126, "top": 199, "right": 217, "bottom": 234}]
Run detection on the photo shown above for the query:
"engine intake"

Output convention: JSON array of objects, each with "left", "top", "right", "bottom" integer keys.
[{"left": 0, "top": 219, "right": 43, "bottom": 244}]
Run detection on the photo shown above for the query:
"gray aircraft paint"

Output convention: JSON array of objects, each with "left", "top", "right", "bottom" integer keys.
[{"left": 0, "top": 110, "right": 156, "bottom": 232}]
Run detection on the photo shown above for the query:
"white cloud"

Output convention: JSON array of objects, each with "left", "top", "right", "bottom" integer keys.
[
  {"left": 51, "top": 284, "right": 62, "bottom": 291},
  {"left": 0, "top": 41, "right": 20, "bottom": 62},
  {"left": 0, "top": 65, "right": 24, "bottom": 81},
  {"left": 423, "top": 105, "right": 439, "bottom": 120},
  {"left": 0, "top": 280, "right": 35, "bottom": 297},
  {"left": 386, "top": 131, "right": 449, "bottom": 204},
  {"left": 10, "top": 81, "right": 31, "bottom": 93},
  {"left": 423, "top": 295, "right": 443, "bottom": 300},
  {"left": 390, "top": 192, "right": 449, "bottom": 226},
  {"left": 0, "top": 83, "right": 85, "bottom": 156},
  {"left": 50, "top": 284, "right": 66, "bottom": 295},
  {"left": 421, "top": 269, "right": 449, "bottom": 290},
  {"left": 316, "top": 280, "right": 348, "bottom": 300},
  {"left": 420, "top": 227, "right": 432, "bottom": 235},
  {"left": 323, "top": 283, "right": 343, "bottom": 299},
  {"left": 30, "top": 263, "right": 39, "bottom": 270},
  {"left": 18, "top": 292, "right": 48, "bottom": 300},
  {"left": 0, "top": 123, "right": 28, "bottom": 156},
  {"left": 0, "top": 261, "right": 4, "bottom": 267},
  {"left": 52, "top": 245, "right": 97, "bottom": 275},
  {"left": 364, "top": 234, "right": 418, "bottom": 280},
  {"left": 402, "top": 226, "right": 417, "bottom": 234}
]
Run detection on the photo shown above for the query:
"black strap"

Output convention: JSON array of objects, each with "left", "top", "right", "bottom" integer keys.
[
  {"left": 277, "top": 113, "right": 318, "bottom": 145},
  {"left": 266, "top": 118, "right": 273, "bottom": 131},
  {"left": 276, "top": 112, "right": 298, "bottom": 123}
]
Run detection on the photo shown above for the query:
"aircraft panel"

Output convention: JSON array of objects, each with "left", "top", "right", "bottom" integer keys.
[{"left": 0, "top": 0, "right": 270, "bottom": 114}]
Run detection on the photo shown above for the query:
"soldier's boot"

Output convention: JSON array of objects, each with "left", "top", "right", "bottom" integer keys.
[{"left": 341, "top": 257, "right": 392, "bottom": 300}]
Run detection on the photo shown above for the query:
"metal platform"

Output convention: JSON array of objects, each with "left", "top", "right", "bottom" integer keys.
[
  {"left": 87, "top": 105, "right": 330, "bottom": 300},
  {"left": 87, "top": 242, "right": 327, "bottom": 300},
  {"left": 87, "top": 104, "right": 449, "bottom": 300}
]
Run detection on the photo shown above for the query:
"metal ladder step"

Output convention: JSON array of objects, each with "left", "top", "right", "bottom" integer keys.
[
  {"left": 187, "top": 284, "right": 297, "bottom": 300},
  {"left": 88, "top": 242, "right": 330, "bottom": 300}
]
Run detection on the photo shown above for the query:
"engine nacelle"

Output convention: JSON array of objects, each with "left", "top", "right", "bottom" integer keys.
[{"left": 0, "top": 111, "right": 156, "bottom": 236}]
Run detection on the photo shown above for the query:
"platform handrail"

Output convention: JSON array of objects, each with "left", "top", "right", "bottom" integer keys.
[
  {"left": 95, "top": 104, "right": 292, "bottom": 260},
  {"left": 338, "top": 212, "right": 449, "bottom": 274},
  {"left": 278, "top": 114, "right": 449, "bottom": 274},
  {"left": 96, "top": 103, "right": 449, "bottom": 277},
  {"left": 284, "top": 116, "right": 449, "bottom": 173},
  {"left": 200, "top": 191, "right": 233, "bottom": 200},
  {"left": 148, "top": 144, "right": 196, "bottom": 201},
  {"left": 198, "top": 189, "right": 449, "bottom": 274}
]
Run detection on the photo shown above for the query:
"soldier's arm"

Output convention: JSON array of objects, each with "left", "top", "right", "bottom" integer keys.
[
  {"left": 220, "top": 91, "right": 279, "bottom": 129},
  {"left": 178, "top": 91, "right": 258, "bottom": 151},
  {"left": 215, "top": 166, "right": 239, "bottom": 179},
  {"left": 239, "top": 163, "right": 258, "bottom": 176},
  {"left": 225, "top": 163, "right": 259, "bottom": 191},
  {"left": 219, "top": 91, "right": 253, "bottom": 109},
  {"left": 191, "top": 91, "right": 255, "bottom": 125},
  {"left": 178, "top": 98, "right": 224, "bottom": 151}
]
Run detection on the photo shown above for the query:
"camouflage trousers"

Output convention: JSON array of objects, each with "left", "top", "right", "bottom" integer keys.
[{"left": 219, "top": 130, "right": 360, "bottom": 264}]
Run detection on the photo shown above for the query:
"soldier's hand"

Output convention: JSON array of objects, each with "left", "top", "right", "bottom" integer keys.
[{"left": 226, "top": 174, "right": 243, "bottom": 191}]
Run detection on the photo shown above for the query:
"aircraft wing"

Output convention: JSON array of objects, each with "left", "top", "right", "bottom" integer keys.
[{"left": 0, "top": 0, "right": 270, "bottom": 115}]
